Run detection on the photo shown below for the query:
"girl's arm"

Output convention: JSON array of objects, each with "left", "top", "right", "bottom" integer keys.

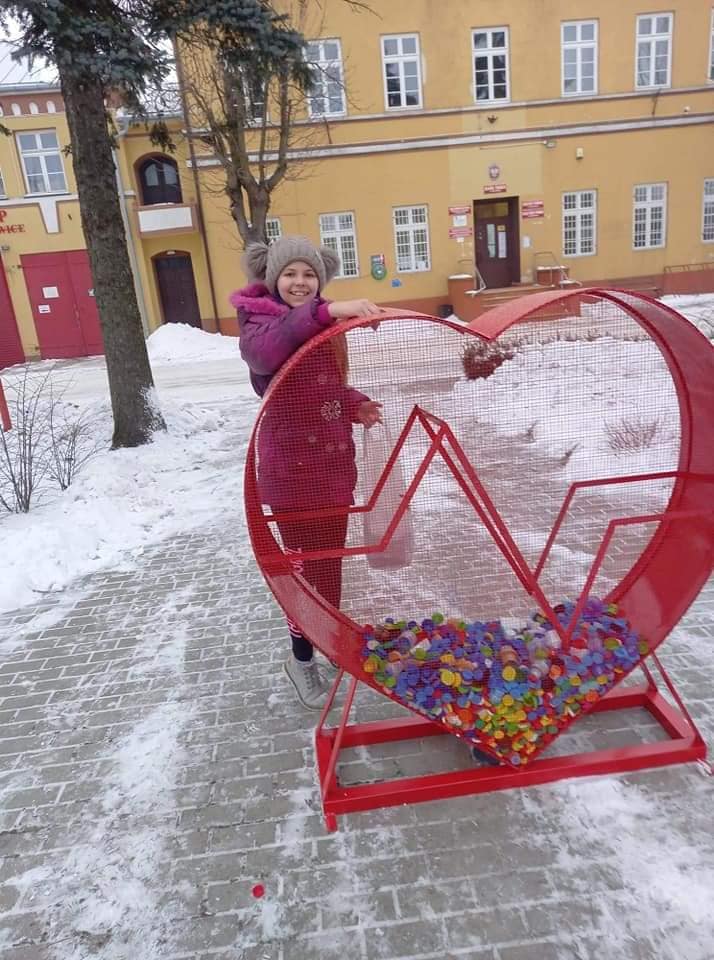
[
  {"left": 239, "top": 301, "right": 333, "bottom": 376},
  {"left": 343, "top": 386, "right": 370, "bottom": 423}
]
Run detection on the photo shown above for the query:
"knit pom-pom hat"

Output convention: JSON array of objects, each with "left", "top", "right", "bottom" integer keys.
[{"left": 242, "top": 235, "right": 341, "bottom": 295}]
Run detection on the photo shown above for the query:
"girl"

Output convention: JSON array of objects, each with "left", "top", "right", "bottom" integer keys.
[{"left": 231, "top": 235, "right": 382, "bottom": 709}]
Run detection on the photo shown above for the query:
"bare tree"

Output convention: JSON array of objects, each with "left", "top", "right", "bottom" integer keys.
[{"left": 176, "top": 2, "right": 352, "bottom": 246}]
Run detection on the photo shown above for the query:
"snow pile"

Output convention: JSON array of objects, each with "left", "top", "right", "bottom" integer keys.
[
  {"left": 147, "top": 322, "right": 239, "bottom": 364},
  {"left": 0, "top": 397, "right": 244, "bottom": 614}
]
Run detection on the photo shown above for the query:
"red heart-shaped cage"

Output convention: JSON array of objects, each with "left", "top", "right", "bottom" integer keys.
[{"left": 245, "top": 289, "right": 714, "bottom": 765}]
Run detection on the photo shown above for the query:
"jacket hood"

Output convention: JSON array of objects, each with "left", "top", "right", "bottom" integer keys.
[{"left": 229, "top": 282, "right": 288, "bottom": 318}]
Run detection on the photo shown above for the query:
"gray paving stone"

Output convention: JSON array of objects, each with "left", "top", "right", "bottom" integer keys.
[{"left": 1, "top": 483, "right": 712, "bottom": 960}]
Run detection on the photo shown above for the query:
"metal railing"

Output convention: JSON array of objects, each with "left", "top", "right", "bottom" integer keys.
[
  {"left": 533, "top": 251, "right": 582, "bottom": 288},
  {"left": 464, "top": 265, "right": 487, "bottom": 298}
]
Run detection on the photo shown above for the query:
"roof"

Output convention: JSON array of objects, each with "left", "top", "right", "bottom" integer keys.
[{"left": 0, "top": 38, "right": 58, "bottom": 90}]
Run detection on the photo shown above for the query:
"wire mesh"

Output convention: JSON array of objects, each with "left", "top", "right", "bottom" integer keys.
[{"left": 248, "top": 291, "right": 712, "bottom": 765}]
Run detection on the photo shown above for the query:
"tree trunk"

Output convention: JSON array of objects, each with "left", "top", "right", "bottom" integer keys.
[{"left": 59, "top": 71, "right": 165, "bottom": 448}]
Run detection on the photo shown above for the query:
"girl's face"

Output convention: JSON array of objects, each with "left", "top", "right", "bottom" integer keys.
[{"left": 276, "top": 260, "right": 319, "bottom": 307}]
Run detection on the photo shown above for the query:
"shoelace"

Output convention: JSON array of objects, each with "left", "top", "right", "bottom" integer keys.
[{"left": 302, "top": 660, "right": 321, "bottom": 695}]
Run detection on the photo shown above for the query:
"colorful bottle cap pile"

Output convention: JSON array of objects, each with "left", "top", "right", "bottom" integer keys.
[{"left": 360, "top": 598, "right": 648, "bottom": 767}]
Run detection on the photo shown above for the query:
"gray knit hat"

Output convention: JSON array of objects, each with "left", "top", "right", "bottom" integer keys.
[{"left": 243, "top": 235, "right": 341, "bottom": 295}]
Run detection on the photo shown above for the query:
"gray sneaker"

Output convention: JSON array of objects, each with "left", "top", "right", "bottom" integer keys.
[{"left": 284, "top": 655, "right": 329, "bottom": 710}]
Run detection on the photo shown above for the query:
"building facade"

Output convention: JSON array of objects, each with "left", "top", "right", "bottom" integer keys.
[{"left": 1, "top": 0, "right": 714, "bottom": 364}]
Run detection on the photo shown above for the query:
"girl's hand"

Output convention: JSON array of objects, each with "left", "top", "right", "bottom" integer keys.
[
  {"left": 328, "top": 299, "right": 382, "bottom": 319},
  {"left": 357, "top": 400, "right": 383, "bottom": 428}
]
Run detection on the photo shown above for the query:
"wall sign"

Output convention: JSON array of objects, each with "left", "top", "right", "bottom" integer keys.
[
  {"left": 42, "top": 286, "right": 59, "bottom": 299},
  {"left": 448, "top": 205, "right": 471, "bottom": 215},
  {"left": 451, "top": 214, "right": 468, "bottom": 227},
  {"left": 484, "top": 183, "right": 508, "bottom": 194},
  {"left": 488, "top": 164, "right": 501, "bottom": 180},
  {"left": 370, "top": 254, "right": 387, "bottom": 280},
  {"left": 0, "top": 208, "right": 26, "bottom": 235},
  {"left": 521, "top": 200, "right": 545, "bottom": 219},
  {"left": 38, "top": 304, "right": 51, "bottom": 314},
  {"left": 448, "top": 226, "right": 473, "bottom": 239}
]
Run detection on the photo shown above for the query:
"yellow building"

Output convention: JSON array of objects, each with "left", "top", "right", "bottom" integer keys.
[{"left": 2, "top": 0, "right": 714, "bottom": 363}]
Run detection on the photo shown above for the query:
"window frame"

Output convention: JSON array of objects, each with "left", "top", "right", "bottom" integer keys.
[
  {"left": 632, "top": 182, "right": 668, "bottom": 250},
  {"left": 306, "top": 38, "right": 347, "bottom": 119},
  {"left": 381, "top": 33, "right": 423, "bottom": 111},
  {"left": 471, "top": 26, "right": 511, "bottom": 104},
  {"left": 709, "top": 8, "right": 714, "bottom": 82},
  {"left": 265, "top": 217, "right": 282, "bottom": 244},
  {"left": 319, "top": 211, "right": 360, "bottom": 278},
  {"left": 16, "top": 129, "right": 68, "bottom": 196},
  {"left": 562, "top": 189, "right": 597, "bottom": 258},
  {"left": 392, "top": 204, "right": 431, "bottom": 273},
  {"left": 561, "top": 19, "right": 599, "bottom": 97},
  {"left": 137, "top": 154, "right": 182, "bottom": 206},
  {"left": 634, "top": 12, "right": 674, "bottom": 89},
  {"left": 703, "top": 178, "right": 714, "bottom": 243}
]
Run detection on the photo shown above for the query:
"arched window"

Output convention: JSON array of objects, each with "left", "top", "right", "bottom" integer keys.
[
  {"left": 29, "top": 101, "right": 39, "bottom": 114},
  {"left": 138, "top": 155, "right": 182, "bottom": 206},
  {"left": 46, "top": 100, "right": 57, "bottom": 113},
  {"left": 11, "top": 103, "right": 21, "bottom": 116}
]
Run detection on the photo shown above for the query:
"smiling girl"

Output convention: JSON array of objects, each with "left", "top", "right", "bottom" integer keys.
[{"left": 231, "top": 235, "right": 382, "bottom": 709}]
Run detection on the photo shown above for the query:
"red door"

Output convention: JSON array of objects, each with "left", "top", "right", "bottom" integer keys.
[
  {"left": 21, "top": 251, "right": 104, "bottom": 359},
  {"left": 0, "top": 268, "right": 25, "bottom": 369},
  {"left": 67, "top": 251, "right": 104, "bottom": 355}
]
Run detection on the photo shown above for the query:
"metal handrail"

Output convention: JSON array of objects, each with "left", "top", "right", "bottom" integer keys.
[
  {"left": 464, "top": 266, "right": 487, "bottom": 298},
  {"left": 533, "top": 251, "right": 582, "bottom": 288}
]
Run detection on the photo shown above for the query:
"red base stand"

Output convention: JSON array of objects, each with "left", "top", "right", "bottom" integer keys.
[{"left": 315, "top": 655, "right": 709, "bottom": 832}]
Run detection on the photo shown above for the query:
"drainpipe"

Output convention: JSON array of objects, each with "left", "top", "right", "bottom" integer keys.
[
  {"left": 173, "top": 42, "right": 221, "bottom": 333},
  {"left": 113, "top": 115, "right": 150, "bottom": 336}
]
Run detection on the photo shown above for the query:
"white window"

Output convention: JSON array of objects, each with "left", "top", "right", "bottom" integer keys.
[
  {"left": 472, "top": 27, "right": 510, "bottom": 102},
  {"left": 17, "top": 130, "right": 67, "bottom": 194},
  {"left": 561, "top": 20, "right": 598, "bottom": 96},
  {"left": 635, "top": 13, "right": 673, "bottom": 88},
  {"left": 319, "top": 212, "right": 359, "bottom": 278},
  {"left": 703, "top": 179, "right": 714, "bottom": 242},
  {"left": 633, "top": 183, "right": 667, "bottom": 249},
  {"left": 11, "top": 103, "right": 21, "bottom": 116},
  {"left": 46, "top": 100, "right": 57, "bottom": 114},
  {"left": 562, "top": 190, "right": 597, "bottom": 257},
  {"left": 28, "top": 101, "right": 39, "bottom": 114},
  {"left": 709, "top": 9, "right": 714, "bottom": 81},
  {"left": 306, "top": 39, "right": 346, "bottom": 118},
  {"left": 393, "top": 205, "right": 431, "bottom": 272},
  {"left": 381, "top": 34, "right": 422, "bottom": 109},
  {"left": 0, "top": 167, "right": 6, "bottom": 197},
  {"left": 265, "top": 217, "right": 281, "bottom": 244}
]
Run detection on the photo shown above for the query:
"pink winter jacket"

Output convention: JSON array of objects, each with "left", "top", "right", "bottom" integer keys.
[{"left": 230, "top": 283, "right": 368, "bottom": 511}]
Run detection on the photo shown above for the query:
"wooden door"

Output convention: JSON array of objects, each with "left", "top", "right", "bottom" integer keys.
[
  {"left": 473, "top": 198, "right": 520, "bottom": 289},
  {"left": 154, "top": 253, "right": 201, "bottom": 327}
]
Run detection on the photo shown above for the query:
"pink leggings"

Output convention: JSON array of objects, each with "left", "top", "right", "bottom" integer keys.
[{"left": 277, "top": 515, "right": 349, "bottom": 660}]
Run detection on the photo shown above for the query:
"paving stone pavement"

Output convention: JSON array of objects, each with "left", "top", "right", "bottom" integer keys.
[{"left": 1, "top": 501, "right": 713, "bottom": 959}]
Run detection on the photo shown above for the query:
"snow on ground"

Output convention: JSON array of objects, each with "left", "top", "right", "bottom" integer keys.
[
  {"left": 0, "top": 326, "right": 257, "bottom": 615},
  {"left": 1, "top": 294, "right": 710, "bottom": 616}
]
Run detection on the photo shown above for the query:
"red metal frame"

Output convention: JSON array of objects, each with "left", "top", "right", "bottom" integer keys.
[
  {"left": 315, "top": 656, "right": 709, "bottom": 832},
  {"left": 243, "top": 291, "right": 714, "bottom": 824}
]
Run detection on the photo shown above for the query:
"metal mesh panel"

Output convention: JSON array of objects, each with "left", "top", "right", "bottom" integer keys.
[{"left": 249, "top": 292, "right": 710, "bottom": 765}]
